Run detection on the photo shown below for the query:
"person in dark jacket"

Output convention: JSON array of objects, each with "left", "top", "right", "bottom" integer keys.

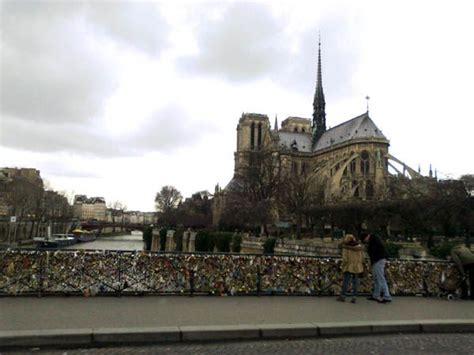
[{"left": 361, "top": 232, "right": 392, "bottom": 303}]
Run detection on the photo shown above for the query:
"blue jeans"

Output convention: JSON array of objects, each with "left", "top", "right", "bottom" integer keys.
[
  {"left": 372, "top": 259, "right": 392, "bottom": 300},
  {"left": 341, "top": 272, "right": 359, "bottom": 298}
]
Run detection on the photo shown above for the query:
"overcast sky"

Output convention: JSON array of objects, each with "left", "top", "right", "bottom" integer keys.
[{"left": 1, "top": 0, "right": 473, "bottom": 211}]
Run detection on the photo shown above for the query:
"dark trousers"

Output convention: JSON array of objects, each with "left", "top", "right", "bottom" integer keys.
[{"left": 461, "top": 263, "right": 474, "bottom": 300}]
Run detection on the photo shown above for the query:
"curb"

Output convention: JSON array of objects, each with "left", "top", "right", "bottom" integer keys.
[{"left": 1, "top": 320, "right": 473, "bottom": 349}]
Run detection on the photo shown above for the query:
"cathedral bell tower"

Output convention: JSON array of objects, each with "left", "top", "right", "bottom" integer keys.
[{"left": 312, "top": 38, "right": 326, "bottom": 148}]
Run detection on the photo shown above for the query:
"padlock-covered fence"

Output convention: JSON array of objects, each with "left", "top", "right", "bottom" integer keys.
[{"left": 0, "top": 249, "right": 459, "bottom": 297}]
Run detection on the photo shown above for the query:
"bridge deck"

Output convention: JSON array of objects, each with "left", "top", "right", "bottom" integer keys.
[{"left": 2, "top": 296, "right": 473, "bottom": 332}]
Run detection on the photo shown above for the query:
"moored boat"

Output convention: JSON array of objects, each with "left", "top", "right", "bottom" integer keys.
[
  {"left": 71, "top": 229, "right": 97, "bottom": 243},
  {"left": 34, "top": 234, "right": 76, "bottom": 249}
]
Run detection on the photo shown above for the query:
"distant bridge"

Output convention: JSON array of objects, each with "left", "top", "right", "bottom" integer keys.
[{"left": 79, "top": 221, "right": 152, "bottom": 232}]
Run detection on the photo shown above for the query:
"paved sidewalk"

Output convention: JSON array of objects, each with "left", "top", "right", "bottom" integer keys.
[
  {"left": 1, "top": 296, "right": 473, "bottom": 349},
  {"left": 1, "top": 296, "right": 473, "bottom": 331}
]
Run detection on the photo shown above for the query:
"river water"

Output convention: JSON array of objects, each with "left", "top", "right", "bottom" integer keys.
[{"left": 65, "top": 231, "right": 144, "bottom": 251}]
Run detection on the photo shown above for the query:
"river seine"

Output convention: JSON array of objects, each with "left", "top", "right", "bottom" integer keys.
[{"left": 65, "top": 231, "right": 144, "bottom": 251}]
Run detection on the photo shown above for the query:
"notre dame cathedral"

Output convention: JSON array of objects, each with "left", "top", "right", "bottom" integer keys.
[{"left": 212, "top": 42, "right": 425, "bottom": 226}]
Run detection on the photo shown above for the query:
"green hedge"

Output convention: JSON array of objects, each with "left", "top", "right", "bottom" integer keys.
[
  {"left": 232, "top": 234, "right": 242, "bottom": 253},
  {"left": 385, "top": 242, "right": 402, "bottom": 258},
  {"left": 159, "top": 228, "right": 167, "bottom": 251},
  {"left": 195, "top": 231, "right": 213, "bottom": 252},
  {"left": 142, "top": 226, "right": 153, "bottom": 251},
  {"left": 263, "top": 237, "right": 277, "bottom": 254},
  {"left": 195, "top": 231, "right": 234, "bottom": 252},
  {"left": 430, "top": 241, "right": 458, "bottom": 260},
  {"left": 175, "top": 228, "right": 184, "bottom": 252},
  {"left": 213, "top": 232, "right": 233, "bottom": 252}
]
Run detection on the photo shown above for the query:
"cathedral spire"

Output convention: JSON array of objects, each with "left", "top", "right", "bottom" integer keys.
[
  {"left": 312, "top": 36, "right": 326, "bottom": 148},
  {"left": 274, "top": 114, "right": 278, "bottom": 131}
]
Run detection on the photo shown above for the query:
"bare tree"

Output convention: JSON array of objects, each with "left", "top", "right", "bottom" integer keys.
[
  {"left": 221, "top": 149, "right": 282, "bottom": 234},
  {"left": 5, "top": 176, "right": 43, "bottom": 242},
  {"left": 155, "top": 186, "right": 182, "bottom": 212},
  {"left": 107, "top": 200, "right": 126, "bottom": 232},
  {"left": 280, "top": 167, "right": 325, "bottom": 237}
]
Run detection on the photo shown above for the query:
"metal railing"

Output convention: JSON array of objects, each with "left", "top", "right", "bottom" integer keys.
[{"left": 0, "top": 249, "right": 458, "bottom": 297}]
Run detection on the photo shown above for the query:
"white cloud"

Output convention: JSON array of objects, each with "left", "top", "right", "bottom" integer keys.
[{"left": 1, "top": 0, "right": 473, "bottom": 211}]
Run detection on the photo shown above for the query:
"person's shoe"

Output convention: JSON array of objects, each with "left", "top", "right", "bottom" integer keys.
[
  {"left": 366, "top": 296, "right": 378, "bottom": 301},
  {"left": 378, "top": 299, "right": 392, "bottom": 304},
  {"left": 336, "top": 296, "right": 345, "bottom": 302},
  {"left": 351, "top": 298, "right": 357, "bottom": 304}
]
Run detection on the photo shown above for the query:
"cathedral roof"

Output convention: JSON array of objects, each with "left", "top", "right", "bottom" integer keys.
[
  {"left": 278, "top": 132, "right": 312, "bottom": 152},
  {"left": 314, "top": 112, "right": 388, "bottom": 151}
]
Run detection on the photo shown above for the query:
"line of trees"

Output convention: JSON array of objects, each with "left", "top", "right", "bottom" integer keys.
[
  {"left": 153, "top": 151, "right": 473, "bottom": 245},
  {"left": 1, "top": 175, "right": 72, "bottom": 242},
  {"left": 154, "top": 186, "right": 212, "bottom": 229}
]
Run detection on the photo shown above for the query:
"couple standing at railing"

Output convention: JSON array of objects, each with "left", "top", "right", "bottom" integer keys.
[{"left": 337, "top": 232, "right": 393, "bottom": 304}]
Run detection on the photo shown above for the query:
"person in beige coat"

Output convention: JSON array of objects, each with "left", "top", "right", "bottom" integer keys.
[
  {"left": 337, "top": 234, "right": 364, "bottom": 303},
  {"left": 450, "top": 244, "right": 474, "bottom": 300}
]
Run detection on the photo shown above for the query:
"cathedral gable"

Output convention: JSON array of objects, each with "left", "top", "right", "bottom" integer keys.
[{"left": 314, "top": 112, "right": 388, "bottom": 151}]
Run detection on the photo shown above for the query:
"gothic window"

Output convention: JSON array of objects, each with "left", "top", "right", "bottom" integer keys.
[
  {"left": 361, "top": 160, "right": 370, "bottom": 176},
  {"left": 257, "top": 123, "right": 262, "bottom": 148},
  {"left": 354, "top": 187, "right": 359, "bottom": 198},
  {"left": 366, "top": 180, "right": 374, "bottom": 200},
  {"left": 360, "top": 150, "right": 370, "bottom": 176},
  {"left": 250, "top": 122, "right": 255, "bottom": 149},
  {"left": 301, "top": 162, "right": 307, "bottom": 175},
  {"left": 292, "top": 161, "right": 298, "bottom": 175},
  {"left": 350, "top": 159, "right": 356, "bottom": 174}
]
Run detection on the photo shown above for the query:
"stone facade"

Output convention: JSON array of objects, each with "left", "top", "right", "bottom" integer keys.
[
  {"left": 73, "top": 195, "right": 106, "bottom": 221},
  {"left": 212, "top": 42, "right": 420, "bottom": 227},
  {"left": 231, "top": 112, "right": 389, "bottom": 203}
]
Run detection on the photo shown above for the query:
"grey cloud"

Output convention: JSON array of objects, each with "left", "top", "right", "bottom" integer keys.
[
  {"left": 0, "top": 116, "right": 122, "bottom": 157},
  {"left": 0, "top": 1, "right": 116, "bottom": 123},
  {"left": 1, "top": 105, "right": 215, "bottom": 157},
  {"left": 180, "top": 3, "right": 359, "bottom": 101},
  {"left": 126, "top": 105, "right": 218, "bottom": 155},
  {"left": 179, "top": 2, "right": 288, "bottom": 81},
  {"left": 0, "top": 1, "right": 169, "bottom": 125},
  {"left": 281, "top": 16, "right": 360, "bottom": 102},
  {"left": 85, "top": 1, "right": 169, "bottom": 55}
]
